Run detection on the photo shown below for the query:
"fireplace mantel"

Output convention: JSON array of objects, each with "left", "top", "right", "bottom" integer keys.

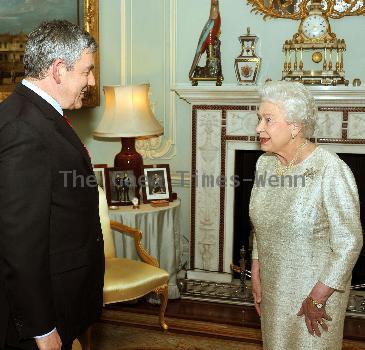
[
  {"left": 173, "top": 84, "right": 365, "bottom": 106},
  {"left": 174, "top": 84, "right": 365, "bottom": 283}
]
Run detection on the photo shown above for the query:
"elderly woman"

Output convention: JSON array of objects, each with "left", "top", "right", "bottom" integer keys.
[{"left": 249, "top": 81, "right": 363, "bottom": 350}]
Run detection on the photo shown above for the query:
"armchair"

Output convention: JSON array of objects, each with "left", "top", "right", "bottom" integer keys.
[
  {"left": 99, "top": 186, "right": 169, "bottom": 329},
  {"left": 73, "top": 187, "right": 169, "bottom": 350}
]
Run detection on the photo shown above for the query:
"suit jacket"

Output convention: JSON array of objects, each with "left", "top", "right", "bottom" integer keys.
[{"left": 0, "top": 84, "right": 104, "bottom": 347}]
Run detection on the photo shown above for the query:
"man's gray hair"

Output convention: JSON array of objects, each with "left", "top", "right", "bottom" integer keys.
[
  {"left": 259, "top": 81, "right": 317, "bottom": 138},
  {"left": 24, "top": 20, "right": 96, "bottom": 79}
]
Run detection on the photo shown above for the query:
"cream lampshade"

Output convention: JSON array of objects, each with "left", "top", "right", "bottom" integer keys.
[{"left": 94, "top": 84, "right": 163, "bottom": 179}]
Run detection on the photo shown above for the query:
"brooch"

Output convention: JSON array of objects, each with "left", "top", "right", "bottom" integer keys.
[{"left": 303, "top": 167, "right": 318, "bottom": 179}]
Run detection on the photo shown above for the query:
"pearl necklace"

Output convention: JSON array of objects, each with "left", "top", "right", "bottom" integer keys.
[{"left": 275, "top": 140, "right": 309, "bottom": 176}]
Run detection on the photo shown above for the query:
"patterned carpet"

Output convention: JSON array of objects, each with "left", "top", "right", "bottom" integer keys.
[{"left": 92, "top": 322, "right": 263, "bottom": 350}]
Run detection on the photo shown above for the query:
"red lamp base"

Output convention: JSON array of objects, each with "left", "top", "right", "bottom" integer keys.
[{"left": 114, "top": 137, "right": 144, "bottom": 181}]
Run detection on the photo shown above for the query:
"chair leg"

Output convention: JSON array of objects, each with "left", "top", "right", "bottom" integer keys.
[
  {"left": 154, "top": 283, "right": 169, "bottom": 330},
  {"left": 78, "top": 326, "right": 93, "bottom": 350}
]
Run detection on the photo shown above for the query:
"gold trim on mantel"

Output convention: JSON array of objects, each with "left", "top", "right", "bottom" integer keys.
[{"left": 173, "top": 84, "right": 365, "bottom": 106}]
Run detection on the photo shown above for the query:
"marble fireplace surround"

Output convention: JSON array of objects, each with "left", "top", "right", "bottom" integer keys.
[{"left": 174, "top": 85, "right": 365, "bottom": 283}]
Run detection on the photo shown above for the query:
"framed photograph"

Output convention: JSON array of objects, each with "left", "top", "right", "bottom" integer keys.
[
  {"left": 0, "top": 0, "right": 100, "bottom": 107},
  {"left": 93, "top": 164, "right": 107, "bottom": 191},
  {"left": 105, "top": 168, "right": 137, "bottom": 206},
  {"left": 142, "top": 164, "right": 172, "bottom": 203}
]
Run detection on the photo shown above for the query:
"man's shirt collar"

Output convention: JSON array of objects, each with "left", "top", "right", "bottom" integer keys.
[{"left": 22, "top": 79, "right": 63, "bottom": 116}]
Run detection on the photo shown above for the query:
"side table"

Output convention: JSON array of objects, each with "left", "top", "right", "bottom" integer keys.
[{"left": 108, "top": 199, "right": 181, "bottom": 299}]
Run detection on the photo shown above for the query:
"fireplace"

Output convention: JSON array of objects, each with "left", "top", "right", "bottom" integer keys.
[
  {"left": 233, "top": 150, "right": 262, "bottom": 267},
  {"left": 174, "top": 85, "right": 365, "bottom": 286},
  {"left": 233, "top": 150, "right": 365, "bottom": 287}
]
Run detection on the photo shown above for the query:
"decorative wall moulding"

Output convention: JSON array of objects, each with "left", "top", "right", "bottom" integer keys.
[
  {"left": 121, "top": 0, "right": 177, "bottom": 160},
  {"left": 173, "top": 84, "right": 365, "bottom": 107},
  {"left": 173, "top": 84, "right": 260, "bottom": 105}
]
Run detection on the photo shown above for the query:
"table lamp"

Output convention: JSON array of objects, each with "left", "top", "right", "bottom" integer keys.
[{"left": 94, "top": 84, "right": 163, "bottom": 179}]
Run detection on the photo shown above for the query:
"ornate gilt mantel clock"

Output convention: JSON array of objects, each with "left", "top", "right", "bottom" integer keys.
[
  {"left": 283, "top": 0, "right": 347, "bottom": 85},
  {"left": 245, "top": 0, "right": 365, "bottom": 85}
]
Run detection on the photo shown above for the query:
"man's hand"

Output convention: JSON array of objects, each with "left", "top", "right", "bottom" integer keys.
[
  {"left": 251, "top": 259, "right": 262, "bottom": 316},
  {"left": 35, "top": 330, "right": 62, "bottom": 350}
]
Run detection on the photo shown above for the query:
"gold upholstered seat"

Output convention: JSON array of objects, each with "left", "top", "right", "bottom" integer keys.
[
  {"left": 99, "top": 186, "right": 169, "bottom": 328},
  {"left": 73, "top": 187, "right": 169, "bottom": 350},
  {"left": 104, "top": 257, "right": 168, "bottom": 304}
]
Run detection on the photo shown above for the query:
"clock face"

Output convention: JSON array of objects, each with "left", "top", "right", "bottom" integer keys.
[{"left": 302, "top": 15, "right": 327, "bottom": 39}]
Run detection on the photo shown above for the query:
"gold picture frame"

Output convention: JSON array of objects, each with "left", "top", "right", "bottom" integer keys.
[{"left": 0, "top": 0, "right": 100, "bottom": 107}]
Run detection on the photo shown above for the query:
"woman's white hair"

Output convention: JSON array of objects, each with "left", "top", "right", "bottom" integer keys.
[{"left": 259, "top": 81, "right": 317, "bottom": 138}]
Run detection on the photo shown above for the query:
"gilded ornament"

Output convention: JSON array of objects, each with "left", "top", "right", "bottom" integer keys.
[
  {"left": 243, "top": 0, "right": 365, "bottom": 85},
  {"left": 189, "top": 0, "right": 223, "bottom": 86},
  {"left": 245, "top": 0, "right": 365, "bottom": 20},
  {"left": 235, "top": 27, "right": 261, "bottom": 84},
  {"left": 352, "top": 78, "right": 362, "bottom": 86},
  {"left": 82, "top": 0, "right": 100, "bottom": 107},
  {"left": 312, "top": 51, "right": 322, "bottom": 63}
]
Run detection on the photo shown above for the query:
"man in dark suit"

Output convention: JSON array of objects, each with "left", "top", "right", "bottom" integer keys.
[{"left": 0, "top": 20, "right": 104, "bottom": 350}]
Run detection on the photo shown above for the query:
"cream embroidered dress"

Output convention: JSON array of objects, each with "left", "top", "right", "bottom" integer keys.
[{"left": 249, "top": 147, "right": 363, "bottom": 350}]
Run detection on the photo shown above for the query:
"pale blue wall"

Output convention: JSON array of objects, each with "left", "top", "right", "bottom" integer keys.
[
  {"left": 178, "top": 0, "right": 365, "bottom": 84},
  {"left": 70, "top": 0, "right": 365, "bottom": 268},
  {"left": 69, "top": 0, "right": 122, "bottom": 167},
  {"left": 71, "top": 0, "right": 365, "bottom": 158}
]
